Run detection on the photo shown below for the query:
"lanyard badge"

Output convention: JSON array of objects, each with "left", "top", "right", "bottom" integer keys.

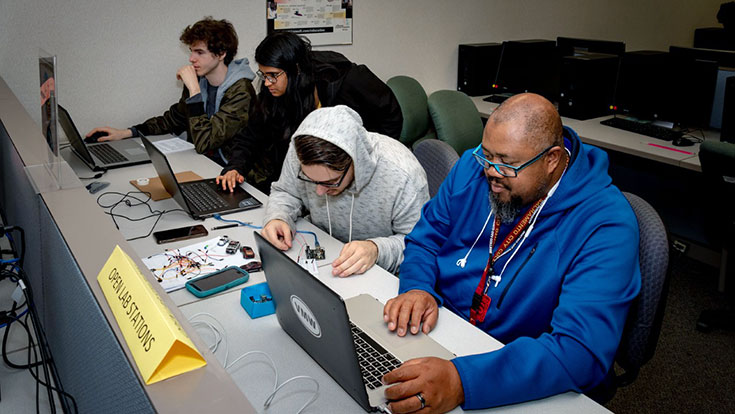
[{"left": 468, "top": 198, "right": 543, "bottom": 326}]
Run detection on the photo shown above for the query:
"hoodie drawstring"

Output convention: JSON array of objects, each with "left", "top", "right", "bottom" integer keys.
[
  {"left": 456, "top": 209, "right": 493, "bottom": 268},
  {"left": 325, "top": 194, "right": 333, "bottom": 237},
  {"left": 348, "top": 193, "right": 355, "bottom": 243}
]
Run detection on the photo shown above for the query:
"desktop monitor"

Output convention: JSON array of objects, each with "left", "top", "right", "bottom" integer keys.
[
  {"left": 669, "top": 46, "right": 735, "bottom": 68},
  {"left": 557, "top": 37, "right": 625, "bottom": 57},
  {"left": 611, "top": 50, "right": 670, "bottom": 122},
  {"left": 664, "top": 53, "right": 718, "bottom": 129},
  {"left": 492, "top": 39, "right": 559, "bottom": 101}
]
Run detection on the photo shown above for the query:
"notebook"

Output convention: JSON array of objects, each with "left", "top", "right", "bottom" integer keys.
[
  {"left": 141, "top": 135, "right": 261, "bottom": 219},
  {"left": 254, "top": 232, "right": 455, "bottom": 412},
  {"left": 58, "top": 105, "right": 150, "bottom": 170}
]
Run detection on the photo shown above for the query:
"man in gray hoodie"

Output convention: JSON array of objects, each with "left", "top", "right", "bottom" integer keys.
[{"left": 262, "top": 105, "right": 429, "bottom": 277}]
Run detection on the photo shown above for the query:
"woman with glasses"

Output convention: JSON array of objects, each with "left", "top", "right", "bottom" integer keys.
[
  {"left": 217, "top": 32, "right": 402, "bottom": 194},
  {"left": 261, "top": 105, "right": 427, "bottom": 277}
]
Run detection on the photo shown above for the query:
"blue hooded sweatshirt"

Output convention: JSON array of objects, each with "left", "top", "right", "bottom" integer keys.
[{"left": 399, "top": 127, "right": 641, "bottom": 409}]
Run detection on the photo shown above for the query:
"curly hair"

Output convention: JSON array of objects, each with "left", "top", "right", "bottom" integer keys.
[{"left": 180, "top": 16, "right": 238, "bottom": 65}]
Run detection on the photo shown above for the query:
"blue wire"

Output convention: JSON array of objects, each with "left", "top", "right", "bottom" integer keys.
[
  {"left": 212, "top": 214, "right": 320, "bottom": 246},
  {"left": 1, "top": 258, "right": 19, "bottom": 264}
]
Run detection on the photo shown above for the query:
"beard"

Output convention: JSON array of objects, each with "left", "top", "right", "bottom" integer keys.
[{"left": 488, "top": 176, "right": 551, "bottom": 224}]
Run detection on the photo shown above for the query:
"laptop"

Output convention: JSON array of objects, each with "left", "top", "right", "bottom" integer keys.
[
  {"left": 58, "top": 105, "right": 150, "bottom": 170},
  {"left": 253, "top": 232, "right": 455, "bottom": 412},
  {"left": 141, "top": 135, "right": 262, "bottom": 219}
]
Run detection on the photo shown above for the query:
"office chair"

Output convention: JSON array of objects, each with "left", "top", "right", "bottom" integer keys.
[
  {"left": 614, "top": 192, "right": 670, "bottom": 390},
  {"left": 386, "top": 76, "right": 435, "bottom": 148},
  {"left": 587, "top": 191, "right": 671, "bottom": 405},
  {"left": 427, "top": 90, "right": 484, "bottom": 155},
  {"left": 412, "top": 139, "right": 459, "bottom": 198},
  {"left": 696, "top": 140, "right": 735, "bottom": 332}
]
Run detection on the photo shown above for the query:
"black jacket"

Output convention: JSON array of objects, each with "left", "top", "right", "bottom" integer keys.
[{"left": 222, "top": 51, "right": 402, "bottom": 194}]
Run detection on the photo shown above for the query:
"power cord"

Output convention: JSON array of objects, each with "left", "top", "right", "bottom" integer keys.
[
  {"left": 77, "top": 170, "right": 108, "bottom": 180},
  {"left": 96, "top": 191, "right": 188, "bottom": 241},
  {"left": 188, "top": 312, "right": 319, "bottom": 413}
]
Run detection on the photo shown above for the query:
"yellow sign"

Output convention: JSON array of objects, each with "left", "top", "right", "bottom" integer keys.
[{"left": 97, "top": 246, "right": 206, "bottom": 384}]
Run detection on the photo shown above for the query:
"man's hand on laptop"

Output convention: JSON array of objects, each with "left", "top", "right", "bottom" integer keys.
[
  {"left": 261, "top": 219, "right": 293, "bottom": 250},
  {"left": 383, "top": 290, "right": 438, "bottom": 336},
  {"left": 86, "top": 126, "right": 131, "bottom": 142},
  {"left": 216, "top": 170, "right": 245, "bottom": 192},
  {"left": 382, "top": 357, "right": 464, "bottom": 414},
  {"left": 331, "top": 240, "right": 378, "bottom": 277}
]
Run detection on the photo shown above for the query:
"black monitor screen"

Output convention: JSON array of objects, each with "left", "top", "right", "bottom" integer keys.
[
  {"left": 664, "top": 54, "right": 719, "bottom": 129},
  {"left": 492, "top": 39, "right": 559, "bottom": 100},
  {"left": 557, "top": 37, "right": 625, "bottom": 57},
  {"left": 612, "top": 51, "right": 670, "bottom": 121},
  {"left": 669, "top": 46, "right": 735, "bottom": 68}
]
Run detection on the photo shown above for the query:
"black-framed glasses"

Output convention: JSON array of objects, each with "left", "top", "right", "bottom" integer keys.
[
  {"left": 472, "top": 144, "right": 556, "bottom": 177},
  {"left": 256, "top": 70, "right": 285, "bottom": 83},
  {"left": 297, "top": 164, "right": 351, "bottom": 188}
]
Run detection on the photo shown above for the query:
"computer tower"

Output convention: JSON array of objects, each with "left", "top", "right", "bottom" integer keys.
[
  {"left": 558, "top": 52, "right": 619, "bottom": 120},
  {"left": 721, "top": 76, "right": 735, "bottom": 143},
  {"left": 457, "top": 43, "right": 502, "bottom": 96}
]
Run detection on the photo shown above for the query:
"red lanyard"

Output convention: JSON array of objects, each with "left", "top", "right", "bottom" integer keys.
[{"left": 469, "top": 198, "right": 543, "bottom": 325}]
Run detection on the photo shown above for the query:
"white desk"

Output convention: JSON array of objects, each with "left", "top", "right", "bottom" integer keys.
[
  {"left": 471, "top": 96, "right": 716, "bottom": 172},
  {"left": 63, "top": 142, "right": 611, "bottom": 413}
]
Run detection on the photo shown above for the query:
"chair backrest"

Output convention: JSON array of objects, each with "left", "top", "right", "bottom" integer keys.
[
  {"left": 413, "top": 139, "right": 459, "bottom": 198},
  {"left": 699, "top": 140, "right": 735, "bottom": 225},
  {"left": 386, "top": 76, "right": 431, "bottom": 147},
  {"left": 616, "top": 192, "right": 670, "bottom": 385},
  {"left": 427, "top": 90, "right": 484, "bottom": 155}
]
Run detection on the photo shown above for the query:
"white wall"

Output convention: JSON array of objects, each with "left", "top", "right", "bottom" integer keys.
[{"left": 0, "top": 0, "right": 722, "bottom": 135}]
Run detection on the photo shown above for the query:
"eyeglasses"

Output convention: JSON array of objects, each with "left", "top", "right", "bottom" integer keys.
[
  {"left": 256, "top": 70, "right": 285, "bottom": 84},
  {"left": 472, "top": 144, "right": 555, "bottom": 177},
  {"left": 297, "top": 164, "right": 351, "bottom": 188}
]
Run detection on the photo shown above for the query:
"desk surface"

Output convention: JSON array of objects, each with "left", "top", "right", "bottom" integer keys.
[
  {"left": 63, "top": 139, "right": 610, "bottom": 413},
  {"left": 471, "top": 96, "right": 713, "bottom": 172}
]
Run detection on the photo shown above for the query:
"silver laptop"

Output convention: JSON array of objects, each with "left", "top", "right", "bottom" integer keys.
[
  {"left": 58, "top": 105, "right": 150, "bottom": 170},
  {"left": 254, "top": 232, "right": 455, "bottom": 412}
]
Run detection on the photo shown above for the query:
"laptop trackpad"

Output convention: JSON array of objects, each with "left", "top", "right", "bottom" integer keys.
[
  {"left": 124, "top": 147, "right": 146, "bottom": 156},
  {"left": 346, "top": 294, "right": 455, "bottom": 362}
]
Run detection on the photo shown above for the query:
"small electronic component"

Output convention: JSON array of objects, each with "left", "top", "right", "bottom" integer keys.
[
  {"left": 225, "top": 240, "right": 241, "bottom": 254},
  {"left": 249, "top": 294, "right": 272, "bottom": 303},
  {"left": 305, "top": 246, "right": 325, "bottom": 260},
  {"left": 242, "top": 245, "right": 255, "bottom": 259}
]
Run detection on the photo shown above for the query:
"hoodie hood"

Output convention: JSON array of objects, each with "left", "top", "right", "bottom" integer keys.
[
  {"left": 537, "top": 126, "right": 612, "bottom": 217},
  {"left": 199, "top": 58, "right": 256, "bottom": 113},
  {"left": 291, "top": 105, "right": 378, "bottom": 193}
]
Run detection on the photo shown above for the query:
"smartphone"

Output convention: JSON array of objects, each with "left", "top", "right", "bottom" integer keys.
[
  {"left": 153, "top": 224, "right": 208, "bottom": 244},
  {"left": 185, "top": 266, "right": 250, "bottom": 298}
]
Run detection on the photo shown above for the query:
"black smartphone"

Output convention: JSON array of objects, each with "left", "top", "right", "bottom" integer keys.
[
  {"left": 153, "top": 224, "right": 208, "bottom": 244},
  {"left": 185, "top": 266, "right": 249, "bottom": 297}
]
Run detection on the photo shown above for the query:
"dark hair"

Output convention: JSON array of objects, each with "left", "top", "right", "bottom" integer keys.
[
  {"left": 180, "top": 17, "right": 238, "bottom": 65},
  {"left": 294, "top": 135, "right": 352, "bottom": 171},
  {"left": 255, "top": 32, "right": 316, "bottom": 136}
]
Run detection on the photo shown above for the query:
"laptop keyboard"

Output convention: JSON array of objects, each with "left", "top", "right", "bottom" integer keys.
[
  {"left": 350, "top": 322, "right": 402, "bottom": 390},
  {"left": 181, "top": 182, "right": 228, "bottom": 212},
  {"left": 88, "top": 143, "right": 129, "bottom": 164},
  {"left": 600, "top": 117, "right": 683, "bottom": 141}
]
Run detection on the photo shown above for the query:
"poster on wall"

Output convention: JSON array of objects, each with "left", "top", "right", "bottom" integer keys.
[{"left": 266, "top": 0, "right": 353, "bottom": 46}]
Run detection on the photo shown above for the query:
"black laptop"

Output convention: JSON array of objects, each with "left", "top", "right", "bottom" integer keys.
[
  {"left": 58, "top": 105, "right": 150, "bottom": 170},
  {"left": 254, "top": 232, "right": 454, "bottom": 412},
  {"left": 141, "top": 135, "right": 261, "bottom": 219}
]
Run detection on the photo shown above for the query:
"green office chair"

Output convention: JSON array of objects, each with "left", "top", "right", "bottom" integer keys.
[
  {"left": 696, "top": 140, "right": 735, "bottom": 332},
  {"left": 386, "top": 76, "right": 435, "bottom": 148},
  {"left": 427, "top": 90, "right": 484, "bottom": 155}
]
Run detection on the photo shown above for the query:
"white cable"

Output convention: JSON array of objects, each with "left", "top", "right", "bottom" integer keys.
[
  {"left": 188, "top": 312, "right": 229, "bottom": 367},
  {"left": 226, "top": 350, "right": 278, "bottom": 395},
  {"left": 456, "top": 209, "right": 493, "bottom": 268},
  {"left": 263, "top": 375, "right": 319, "bottom": 414}
]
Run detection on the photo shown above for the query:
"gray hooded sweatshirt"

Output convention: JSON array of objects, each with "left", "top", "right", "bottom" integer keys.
[{"left": 263, "top": 105, "right": 429, "bottom": 274}]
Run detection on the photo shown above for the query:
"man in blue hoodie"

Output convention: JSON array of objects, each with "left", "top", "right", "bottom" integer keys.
[
  {"left": 86, "top": 17, "right": 256, "bottom": 165},
  {"left": 381, "top": 93, "right": 641, "bottom": 413}
]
